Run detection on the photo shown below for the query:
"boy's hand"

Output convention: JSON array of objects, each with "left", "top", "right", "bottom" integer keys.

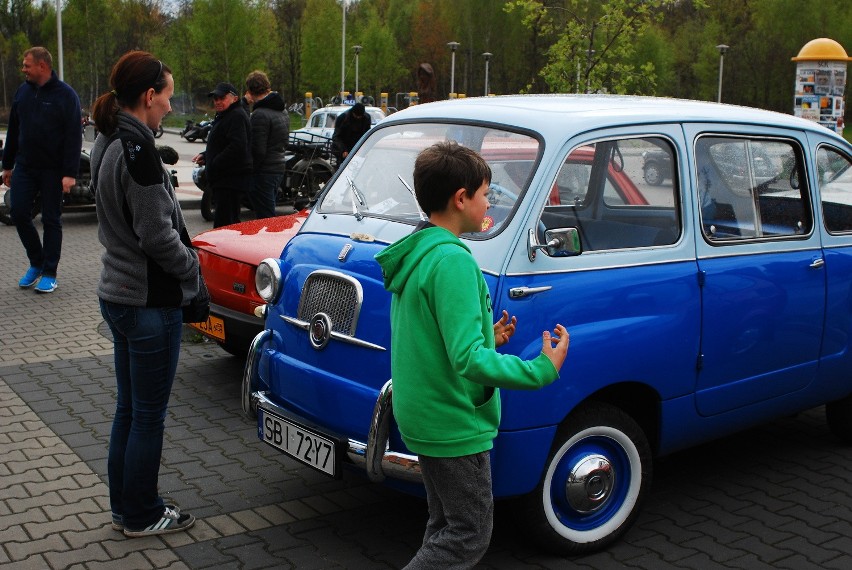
[
  {"left": 493, "top": 309, "right": 517, "bottom": 347},
  {"left": 542, "top": 324, "right": 570, "bottom": 371}
]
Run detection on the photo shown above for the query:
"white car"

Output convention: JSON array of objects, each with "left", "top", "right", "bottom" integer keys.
[{"left": 291, "top": 104, "right": 385, "bottom": 142}]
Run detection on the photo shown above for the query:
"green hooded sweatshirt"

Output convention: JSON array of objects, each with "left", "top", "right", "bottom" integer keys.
[{"left": 375, "top": 225, "right": 559, "bottom": 458}]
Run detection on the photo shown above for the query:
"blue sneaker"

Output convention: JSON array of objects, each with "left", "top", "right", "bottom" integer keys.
[
  {"left": 34, "top": 275, "right": 57, "bottom": 294},
  {"left": 18, "top": 267, "right": 42, "bottom": 288}
]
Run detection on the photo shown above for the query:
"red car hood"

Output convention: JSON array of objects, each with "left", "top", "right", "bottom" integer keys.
[{"left": 191, "top": 211, "right": 309, "bottom": 266}]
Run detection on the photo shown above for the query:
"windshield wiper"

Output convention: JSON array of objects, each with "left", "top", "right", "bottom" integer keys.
[
  {"left": 346, "top": 175, "right": 366, "bottom": 221},
  {"left": 397, "top": 174, "right": 427, "bottom": 221}
]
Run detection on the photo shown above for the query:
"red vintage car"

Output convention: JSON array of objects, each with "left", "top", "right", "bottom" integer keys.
[{"left": 190, "top": 211, "right": 308, "bottom": 356}]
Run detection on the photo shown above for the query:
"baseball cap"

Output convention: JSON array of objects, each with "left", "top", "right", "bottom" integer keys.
[{"left": 208, "top": 82, "right": 238, "bottom": 97}]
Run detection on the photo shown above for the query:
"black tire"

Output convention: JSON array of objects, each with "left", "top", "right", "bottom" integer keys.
[
  {"left": 217, "top": 341, "right": 248, "bottom": 359},
  {"left": 0, "top": 188, "right": 40, "bottom": 225},
  {"left": 827, "top": 395, "right": 852, "bottom": 443},
  {"left": 293, "top": 167, "right": 332, "bottom": 210},
  {"left": 201, "top": 191, "right": 214, "bottom": 222},
  {"left": 0, "top": 189, "right": 13, "bottom": 225},
  {"left": 643, "top": 162, "right": 664, "bottom": 186},
  {"left": 515, "top": 402, "right": 652, "bottom": 555},
  {"left": 186, "top": 133, "right": 198, "bottom": 142}
]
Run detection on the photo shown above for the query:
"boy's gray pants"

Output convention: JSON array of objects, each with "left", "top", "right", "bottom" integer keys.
[{"left": 403, "top": 451, "right": 493, "bottom": 570}]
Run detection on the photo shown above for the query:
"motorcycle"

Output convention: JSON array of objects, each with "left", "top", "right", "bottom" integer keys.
[
  {"left": 194, "top": 132, "right": 335, "bottom": 221},
  {"left": 179, "top": 117, "right": 212, "bottom": 143},
  {"left": 0, "top": 145, "right": 179, "bottom": 225}
]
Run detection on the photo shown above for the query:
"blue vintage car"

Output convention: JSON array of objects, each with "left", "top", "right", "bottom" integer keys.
[{"left": 242, "top": 95, "right": 852, "bottom": 553}]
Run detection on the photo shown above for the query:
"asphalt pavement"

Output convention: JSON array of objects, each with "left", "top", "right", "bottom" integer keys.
[{"left": 2, "top": 149, "right": 852, "bottom": 568}]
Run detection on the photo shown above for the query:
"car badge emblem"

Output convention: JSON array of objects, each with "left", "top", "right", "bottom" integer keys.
[
  {"left": 309, "top": 313, "right": 333, "bottom": 350},
  {"left": 232, "top": 282, "right": 246, "bottom": 294},
  {"left": 338, "top": 244, "right": 353, "bottom": 262}
]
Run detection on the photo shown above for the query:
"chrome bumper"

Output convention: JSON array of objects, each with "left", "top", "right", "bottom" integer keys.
[{"left": 241, "top": 330, "right": 421, "bottom": 484}]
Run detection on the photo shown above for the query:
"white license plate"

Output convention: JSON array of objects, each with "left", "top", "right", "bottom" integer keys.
[{"left": 259, "top": 410, "right": 338, "bottom": 477}]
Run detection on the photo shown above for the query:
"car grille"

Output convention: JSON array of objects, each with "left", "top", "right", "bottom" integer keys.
[{"left": 297, "top": 271, "right": 362, "bottom": 335}]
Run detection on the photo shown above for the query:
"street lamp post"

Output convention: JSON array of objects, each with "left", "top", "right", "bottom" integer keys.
[
  {"left": 482, "top": 52, "right": 492, "bottom": 96},
  {"left": 340, "top": 0, "right": 348, "bottom": 100},
  {"left": 353, "top": 45, "right": 362, "bottom": 95},
  {"left": 716, "top": 44, "right": 729, "bottom": 103},
  {"left": 447, "top": 41, "right": 460, "bottom": 97}
]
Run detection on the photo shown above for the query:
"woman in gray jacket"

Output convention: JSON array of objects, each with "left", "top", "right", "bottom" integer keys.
[{"left": 90, "top": 50, "right": 198, "bottom": 538}]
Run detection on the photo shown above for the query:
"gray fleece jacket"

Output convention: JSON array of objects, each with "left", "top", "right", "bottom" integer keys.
[{"left": 93, "top": 112, "right": 199, "bottom": 307}]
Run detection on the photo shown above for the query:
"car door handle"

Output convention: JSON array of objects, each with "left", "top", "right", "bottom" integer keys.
[
  {"left": 509, "top": 286, "right": 552, "bottom": 298},
  {"left": 810, "top": 258, "right": 825, "bottom": 269}
]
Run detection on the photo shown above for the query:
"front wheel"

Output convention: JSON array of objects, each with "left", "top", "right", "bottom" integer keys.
[{"left": 516, "top": 402, "right": 652, "bottom": 555}]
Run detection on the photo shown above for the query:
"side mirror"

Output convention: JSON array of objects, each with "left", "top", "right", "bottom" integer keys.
[{"left": 528, "top": 227, "right": 582, "bottom": 261}]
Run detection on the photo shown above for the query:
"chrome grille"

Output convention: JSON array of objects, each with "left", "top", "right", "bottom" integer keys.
[{"left": 297, "top": 271, "right": 362, "bottom": 335}]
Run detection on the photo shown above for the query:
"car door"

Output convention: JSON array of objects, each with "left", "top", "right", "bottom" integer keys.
[
  {"left": 688, "top": 128, "right": 826, "bottom": 416},
  {"left": 499, "top": 128, "right": 700, "bottom": 430}
]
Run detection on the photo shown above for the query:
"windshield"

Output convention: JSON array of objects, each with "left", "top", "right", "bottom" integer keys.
[{"left": 318, "top": 123, "right": 541, "bottom": 238}]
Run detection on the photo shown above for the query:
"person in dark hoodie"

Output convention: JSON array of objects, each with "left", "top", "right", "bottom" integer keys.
[
  {"left": 245, "top": 70, "right": 289, "bottom": 219},
  {"left": 2, "top": 46, "right": 82, "bottom": 293},
  {"left": 375, "top": 141, "right": 570, "bottom": 569},
  {"left": 331, "top": 102, "right": 371, "bottom": 166},
  {"left": 90, "top": 50, "right": 198, "bottom": 538},
  {"left": 192, "top": 81, "right": 252, "bottom": 227}
]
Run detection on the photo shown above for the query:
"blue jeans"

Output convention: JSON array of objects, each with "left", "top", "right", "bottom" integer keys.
[
  {"left": 10, "top": 165, "right": 64, "bottom": 276},
  {"left": 99, "top": 299, "right": 182, "bottom": 529},
  {"left": 250, "top": 172, "right": 282, "bottom": 219}
]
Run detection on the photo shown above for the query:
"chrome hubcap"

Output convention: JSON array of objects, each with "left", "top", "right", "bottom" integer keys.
[{"left": 565, "top": 454, "right": 614, "bottom": 513}]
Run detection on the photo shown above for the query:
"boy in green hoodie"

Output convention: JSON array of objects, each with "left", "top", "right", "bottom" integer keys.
[{"left": 375, "top": 140, "right": 569, "bottom": 569}]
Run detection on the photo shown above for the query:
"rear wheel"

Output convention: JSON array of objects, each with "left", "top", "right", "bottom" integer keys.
[
  {"left": 643, "top": 162, "right": 664, "bottom": 186},
  {"left": 516, "top": 402, "right": 652, "bottom": 555},
  {"left": 201, "top": 191, "right": 214, "bottom": 222},
  {"left": 0, "top": 187, "right": 40, "bottom": 225},
  {"left": 827, "top": 395, "right": 852, "bottom": 443},
  {"left": 186, "top": 133, "right": 197, "bottom": 142},
  {"left": 293, "top": 167, "right": 332, "bottom": 210}
]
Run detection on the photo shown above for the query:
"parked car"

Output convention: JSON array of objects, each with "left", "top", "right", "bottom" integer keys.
[
  {"left": 641, "top": 149, "right": 672, "bottom": 186},
  {"left": 291, "top": 104, "right": 385, "bottom": 142},
  {"left": 241, "top": 95, "right": 852, "bottom": 554},
  {"left": 189, "top": 211, "right": 308, "bottom": 356}
]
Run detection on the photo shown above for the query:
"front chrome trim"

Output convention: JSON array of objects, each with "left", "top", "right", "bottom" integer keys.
[
  {"left": 252, "top": 389, "right": 422, "bottom": 484},
  {"left": 242, "top": 329, "right": 272, "bottom": 418},
  {"left": 280, "top": 315, "right": 387, "bottom": 351}
]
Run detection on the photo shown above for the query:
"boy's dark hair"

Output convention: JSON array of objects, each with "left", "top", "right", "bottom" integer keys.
[
  {"left": 245, "top": 70, "right": 271, "bottom": 96},
  {"left": 413, "top": 140, "right": 492, "bottom": 216}
]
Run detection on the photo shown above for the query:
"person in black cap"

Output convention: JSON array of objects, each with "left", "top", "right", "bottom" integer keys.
[
  {"left": 331, "top": 102, "right": 372, "bottom": 167},
  {"left": 192, "top": 81, "right": 251, "bottom": 227}
]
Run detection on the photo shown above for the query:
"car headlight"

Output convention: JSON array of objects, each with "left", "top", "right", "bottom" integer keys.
[{"left": 255, "top": 258, "right": 282, "bottom": 303}]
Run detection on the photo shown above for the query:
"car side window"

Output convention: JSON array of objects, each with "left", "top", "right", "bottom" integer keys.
[
  {"left": 541, "top": 137, "right": 680, "bottom": 251},
  {"left": 817, "top": 146, "right": 852, "bottom": 234},
  {"left": 696, "top": 136, "right": 811, "bottom": 241}
]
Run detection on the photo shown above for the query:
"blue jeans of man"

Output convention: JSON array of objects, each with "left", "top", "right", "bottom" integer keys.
[
  {"left": 250, "top": 172, "right": 282, "bottom": 219},
  {"left": 99, "top": 300, "right": 182, "bottom": 529},
  {"left": 10, "top": 165, "right": 64, "bottom": 276}
]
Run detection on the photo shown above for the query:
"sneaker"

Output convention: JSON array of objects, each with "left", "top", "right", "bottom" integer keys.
[
  {"left": 123, "top": 506, "right": 195, "bottom": 537},
  {"left": 34, "top": 275, "right": 57, "bottom": 294},
  {"left": 18, "top": 267, "right": 42, "bottom": 288},
  {"left": 112, "top": 499, "right": 180, "bottom": 531}
]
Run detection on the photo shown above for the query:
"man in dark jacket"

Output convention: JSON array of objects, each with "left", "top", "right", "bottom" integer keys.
[
  {"left": 192, "top": 82, "right": 251, "bottom": 227},
  {"left": 2, "top": 46, "right": 82, "bottom": 293},
  {"left": 245, "top": 70, "right": 288, "bottom": 219},
  {"left": 332, "top": 102, "right": 371, "bottom": 167}
]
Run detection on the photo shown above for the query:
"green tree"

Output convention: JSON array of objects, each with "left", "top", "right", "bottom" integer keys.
[
  {"left": 507, "top": 0, "right": 684, "bottom": 95},
  {"left": 300, "top": 0, "right": 344, "bottom": 99}
]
